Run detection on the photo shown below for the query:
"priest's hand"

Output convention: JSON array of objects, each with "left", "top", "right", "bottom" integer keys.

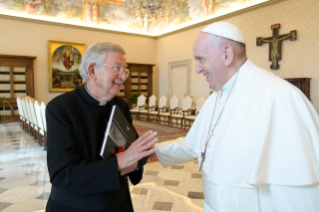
[
  {"left": 116, "top": 130, "right": 157, "bottom": 176},
  {"left": 118, "top": 160, "right": 138, "bottom": 175},
  {"left": 148, "top": 151, "right": 157, "bottom": 159}
]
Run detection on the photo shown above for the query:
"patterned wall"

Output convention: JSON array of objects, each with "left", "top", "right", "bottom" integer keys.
[
  {"left": 0, "top": 18, "right": 156, "bottom": 104},
  {"left": 156, "top": 0, "right": 319, "bottom": 112}
]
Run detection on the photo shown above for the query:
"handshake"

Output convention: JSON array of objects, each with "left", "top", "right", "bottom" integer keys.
[{"left": 116, "top": 130, "right": 157, "bottom": 175}]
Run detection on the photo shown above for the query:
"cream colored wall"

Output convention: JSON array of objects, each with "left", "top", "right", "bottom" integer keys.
[
  {"left": 2, "top": 0, "right": 319, "bottom": 111},
  {"left": 156, "top": 0, "right": 319, "bottom": 112},
  {"left": 0, "top": 18, "right": 156, "bottom": 104}
]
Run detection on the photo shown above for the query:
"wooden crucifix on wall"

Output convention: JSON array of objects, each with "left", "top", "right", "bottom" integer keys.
[{"left": 257, "top": 24, "right": 297, "bottom": 70}]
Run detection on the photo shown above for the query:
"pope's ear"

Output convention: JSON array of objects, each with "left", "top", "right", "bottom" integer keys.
[
  {"left": 223, "top": 45, "right": 234, "bottom": 66},
  {"left": 87, "top": 63, "right": 97, "bottom": 80}
]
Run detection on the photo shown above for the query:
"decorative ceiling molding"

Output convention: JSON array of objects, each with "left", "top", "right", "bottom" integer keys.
[
  {"left": 0, "top": 0, "right": 287, "bottom": 39},
  {"left": 157, "top": 0, "right": 288, "bottom": 38}
]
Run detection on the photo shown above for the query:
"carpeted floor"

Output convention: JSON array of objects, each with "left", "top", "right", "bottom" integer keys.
[{"left": 133, "top": 120, "right": 188, "bottom": 143}]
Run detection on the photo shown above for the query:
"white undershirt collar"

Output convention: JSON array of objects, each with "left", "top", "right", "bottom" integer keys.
[
  {"left": 85, "top": 85, "right": 107, "bottom": 106},
  {"left": 221, "top": 59, "right": 249, "bottom": 95}
]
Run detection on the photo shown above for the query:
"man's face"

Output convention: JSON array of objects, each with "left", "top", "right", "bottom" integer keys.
[
  {"left": 193, "top": 32, "right": 224, "bottom": 91},
  {"left": 94, "top": 52, "right": 126, "bottom": 100}
]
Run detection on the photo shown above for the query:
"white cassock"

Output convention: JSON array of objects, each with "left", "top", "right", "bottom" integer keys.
[{"left": 156, "top": 60, "right": 319, "bottom": 212}]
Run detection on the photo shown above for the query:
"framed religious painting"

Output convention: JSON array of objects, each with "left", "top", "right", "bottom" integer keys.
[{"left": 48, "top": 40, "right": 86, "bottom": 92}]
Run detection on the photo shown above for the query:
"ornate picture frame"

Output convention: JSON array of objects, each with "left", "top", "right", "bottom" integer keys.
[{"left": 48, "top": 40, "right": 86, "bottom": 92}]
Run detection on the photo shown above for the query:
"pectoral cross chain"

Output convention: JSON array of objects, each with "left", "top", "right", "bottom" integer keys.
[
  {"left": 197, "top": 71, "right": 240, "bottom": 172},
  {"left": 199, "top": 151, "right": 206, "bottom": 171}
]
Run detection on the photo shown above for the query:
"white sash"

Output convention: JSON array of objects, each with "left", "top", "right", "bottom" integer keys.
[{"left": 202, "top": 170, "right": 273, "bottom": 212}]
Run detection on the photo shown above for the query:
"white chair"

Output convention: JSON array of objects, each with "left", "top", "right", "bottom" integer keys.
[
  {"left": 139, "top": 95, "right": 157, "bottom": 120},
  {"left": 34, "top": 100, "right": 46, "bottom": 146},
  {"left": 171, "top": 96, "right": 193, "bottom": 127},
  {"left": 40, "top": 102, "right": 47, "bottom": 150},
  {"left": 28, "top": 98, "right": 39, "bottom": 141},
  {"left": 130, "top": 94, "right": 146, "bottom": 119},
  {"left": 194, "top": 94, "right": 204, "bottom": 102},
  {"left": 184, "top": 96, "right": 207, "bottom": 128},
  {"left": 158, "top": 95, "right": 179, "bottom": 124},
  {"left": 21, "top": 97, "right": 31, "bottom": 134},
  {"left": 16, "top": 97, "right": 25, "bottom": 129},
  {"left": 153, "top": 95, "right": 167, "bottom": 122}
]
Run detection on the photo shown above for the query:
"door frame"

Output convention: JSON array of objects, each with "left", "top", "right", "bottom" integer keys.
[{"left": 168, "top": 59, "right": 191, "bottom": 99}]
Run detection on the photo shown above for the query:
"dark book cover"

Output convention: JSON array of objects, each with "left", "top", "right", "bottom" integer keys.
[{"left": 100, "top": 105, "right": 138, "bottom": 159}]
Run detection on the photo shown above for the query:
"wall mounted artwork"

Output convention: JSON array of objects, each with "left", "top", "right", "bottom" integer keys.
[
  {"left": 0, "top": 0, "right": 268, "bottom": 36},
  {"left": 48, "top": 40, "right": 85, "bottom": 92}
]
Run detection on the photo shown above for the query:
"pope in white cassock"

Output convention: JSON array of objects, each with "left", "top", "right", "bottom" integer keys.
[{"left": 153, "top": 22, "right": 319, "bottom": 212}]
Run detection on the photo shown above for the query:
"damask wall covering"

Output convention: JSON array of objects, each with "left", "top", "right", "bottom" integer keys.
[{"left": 157, "top": 0, "right": 319, "bottom": 112}]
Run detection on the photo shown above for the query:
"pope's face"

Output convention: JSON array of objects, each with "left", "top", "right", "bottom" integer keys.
[
  {"left": 193, "top": 32, "right": 224, "bottom": 91},
  {"left": 94, "top": 52, "right": 126, "bottom": 100}
]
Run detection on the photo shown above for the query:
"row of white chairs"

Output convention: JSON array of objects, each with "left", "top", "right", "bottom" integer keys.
[
  {"left": 16, "top": 97, "right": 47, "bottom": 149},
  {"left": 130, "top": 94, "right": 206, "bottom": 128}
]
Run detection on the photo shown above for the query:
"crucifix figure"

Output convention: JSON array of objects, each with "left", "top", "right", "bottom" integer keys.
[{"left": 257, "top": 24, "right": 297, "bottom": 70}]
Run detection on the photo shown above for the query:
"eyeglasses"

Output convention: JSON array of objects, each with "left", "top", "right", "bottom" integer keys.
[{"left": 96, "top": 64, "right": 130, "bottom": 79}]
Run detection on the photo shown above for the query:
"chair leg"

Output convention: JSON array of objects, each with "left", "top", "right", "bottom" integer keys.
[
  {"left": 34, "top": 129, "right": 37, "bottom": 140},
  {"left": 44, "top": 132, "right": 47, "bottom": 150},
  {"left": 38, "top": 132, "right": 42, "bottom": 146}
]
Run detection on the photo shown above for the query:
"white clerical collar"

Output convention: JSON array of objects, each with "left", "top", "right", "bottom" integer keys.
[
  {"left": 221, "top": 71, "right": 237, "bottom": 95},
  {"left": 221, "top": 59, "right": 249, "bottom": 94},
  {"left": 85, "top": 85, "right": 107, "bottom": 106}
]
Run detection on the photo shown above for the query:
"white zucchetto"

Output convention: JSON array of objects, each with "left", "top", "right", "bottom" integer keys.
[{"left": 202, "top": 22, "right": 246, "bottom": 44}]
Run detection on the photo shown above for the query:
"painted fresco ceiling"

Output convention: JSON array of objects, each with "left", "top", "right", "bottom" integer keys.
[{"left": 0, "top": 0, "right": 268, "bottom": 36}]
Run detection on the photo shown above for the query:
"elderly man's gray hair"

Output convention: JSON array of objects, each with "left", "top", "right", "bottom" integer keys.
[
  {"left": 80, "top": 42, "right": 126, "bottom": 83},
  {"left": 208, "top": 34, "right": 246, "bottom": 59}
]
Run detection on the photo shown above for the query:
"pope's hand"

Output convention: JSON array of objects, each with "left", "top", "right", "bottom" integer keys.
[{"left": 116, "top": 130, "right": 157, "bottom": 175}]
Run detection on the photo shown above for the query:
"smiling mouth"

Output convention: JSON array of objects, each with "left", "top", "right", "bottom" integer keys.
[{"left": 113, "top": 81, "right": 122, "bottom": 87}]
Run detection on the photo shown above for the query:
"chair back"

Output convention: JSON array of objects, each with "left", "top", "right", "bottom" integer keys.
[
  {"left": 16, "top": 97, "right": 24, "bottom": 119},
  {"left": 148, "top": 95, "right": 157, "bottom": 108},
  {"left": 34, "top": 100, "right": 45, "bottom": 135},
  {"left": 28, "top": 99, "right": 38, "bottom": 127},
  {"left": 158, "top": 95, "right": 167, "bottom": 108},
  {"left": 137, "top": 95, "right": 146, "bottom": 107},
  {"left": 169, "top": 95, "right": 179, "bottom": 109},
  {"left": 194, "top": 94, "right": 204, "bottom": 102},
  {"left": 40, "top": 102, "right": 47, "bottom": 131},
  {"left": 196, "top": 96, "right": 207, "bottom": 114},
  {"left": 181, "top": 96, "right": 192, "bottom": 111},
  {"left": 22, "top": 98, "right": 32, "bottom": 124},
  {"left": 20, "top": 98, "right": 27, "bottom": 121}
]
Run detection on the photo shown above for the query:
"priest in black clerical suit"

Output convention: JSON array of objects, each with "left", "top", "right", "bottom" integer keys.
[{"left": 46, "top": 42, "right": 158, "bottom": 212}]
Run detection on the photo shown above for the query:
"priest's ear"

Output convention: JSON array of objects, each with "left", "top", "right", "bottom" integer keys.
[
  {"left": 87, "top": 63, "right": 97, "bottom": 81},
  {"left": 223, "top": 45, "right": 235, "bottom": 66}
]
